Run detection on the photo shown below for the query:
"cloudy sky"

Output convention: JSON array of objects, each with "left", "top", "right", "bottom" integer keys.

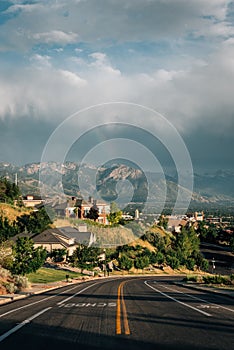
[{"left": 0, "top": 0, "right": 234, "bottom": 172}]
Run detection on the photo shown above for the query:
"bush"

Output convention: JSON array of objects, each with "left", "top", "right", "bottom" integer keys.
[
  {"left": 185, "top": 274, "right": 234, "bottom": 286},
  {"left": 118, "top": 254, "right": 133, "bottom": 271},
  {"left": 134, "top": 256, "right": 150, "bottom": 270},
  {"left": 200, "top": 258, "right": 209, "bottom": 272},
  {"left": 155, "top": 252, "right": 165, "bottom": 264},
  {"left": 14, "top": 275, "right": 30, "bottom": 291},
  {"left": 203, "top": 275, "right": 231, "bottom": 285},
  {"left": 0, "top": 267, "right": 11, "bottom": 279},
  {"left": 166, "top": 256, "right": 180, "bottom": 269},
  {"left": 3, "top": 282, "right": 16, "bottom": 294},
  {"left": 184, "top": 275, "right": 197, "bottom": 282},
  {"left": 184, "top": 275, "right": 203, "bottom": 283},
  {"left": 186, "top": 258, "right": 196, "bottom": 271}
]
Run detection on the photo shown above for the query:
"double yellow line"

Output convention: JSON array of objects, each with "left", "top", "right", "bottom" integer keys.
[{"left": 116, "top": 281, "right": 130, "bottom": 335}]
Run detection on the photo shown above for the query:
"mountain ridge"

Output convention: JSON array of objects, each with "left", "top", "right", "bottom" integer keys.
[{"left": 0, "top": 162, "right": 234, "bottom": 209}]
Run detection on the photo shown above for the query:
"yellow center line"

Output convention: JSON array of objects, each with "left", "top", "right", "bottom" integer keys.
[
  {"left": 121, "top": 288, "right": 130, "bottom": 335},
  {"left": 116, "top": 282, "right": 122, "bottom": 334},
  {"left": 116, "top": 281, "right": 130, "bottom": 335}
]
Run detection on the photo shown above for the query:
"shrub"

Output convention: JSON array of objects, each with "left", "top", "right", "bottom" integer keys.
[
  {"left": 134, "top": 256, "right": 150, "bottom": 270},
  {"left": 4, "top": 282, "right": 16, "bottom": 294},
  {"left": 184, "top": 275, "right": 197, "bottom": 282},
  {"left": 166, "top": 256, "right": 180, "bottom": 269},
  {"left": 118, "top": 254, "right": 133, "bottom": 271},
  {"left": 0, "top": 267, "right": 11, "bottom": 279},
  {"left": 200, "top": 258, "right": 209, "bottom": 271},
  {"left": 203, "top": 275, "right": 231, "bottom": 285},
  {"left": 186, "top": 258, "right": 196, "bottom": 271},
  {"left": 14, "top": 275, "right": 30, "bottom": 291},
  {"left": 155, "top": 252, "right": 165, "bottom": 264}
]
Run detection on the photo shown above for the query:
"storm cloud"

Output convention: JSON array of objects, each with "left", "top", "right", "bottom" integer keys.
[{"left": 0, "top": 0, "right": 233, "bottom": 171}]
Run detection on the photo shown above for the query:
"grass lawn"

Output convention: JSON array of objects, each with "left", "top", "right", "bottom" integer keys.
[{"left": 27, "top": 267, "right": 82, "bottom": 283}]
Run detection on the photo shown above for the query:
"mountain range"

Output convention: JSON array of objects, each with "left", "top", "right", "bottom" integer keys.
[{"left": 0, "top": 162, "right": 234, "bottom": 212}]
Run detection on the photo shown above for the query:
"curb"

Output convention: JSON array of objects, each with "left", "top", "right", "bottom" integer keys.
[{"left": 0, "top": 276, "right": 103, "bottom": 306}]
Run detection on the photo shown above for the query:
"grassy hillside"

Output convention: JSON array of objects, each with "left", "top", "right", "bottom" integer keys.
[
  {"left": 0, "top": 203, "right": 30, "bottom": 222},
  {"left": 129, "top": 238, "right": 156, "bottom": 252}
]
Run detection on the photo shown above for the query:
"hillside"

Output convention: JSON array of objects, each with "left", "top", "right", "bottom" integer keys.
[
  {"left": 0, "top": 203, "right": 30, "bottom": 223},
  {"left": 1, "top": 162, "right": 234, "bottom": 210},
  {"left": 129, "top": 238, "right": 156, "bottom": 252}
]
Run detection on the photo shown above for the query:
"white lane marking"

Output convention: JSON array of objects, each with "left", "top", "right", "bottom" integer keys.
[
  {"left": 0, "top": 284, "right": 81, "bottom": 319},
  {"left": 0, "top": 307, "right": 52, "bottom": 343},
  {"left": 198, "top": 305, "right": 220, "bottom": 309},
  {"left": 59, "top": 302, "right": 117, "bottom": 308},
  {"left": 57, "top": 283, "right": 98, "bottom": 305},
  {"left": 144, "top": 281, "right": 212, "bottom": 317},
  {"left": 0, "top": 278, "right": 115, "bottom": 319},
  {"left": 156, "top": 283, "right": 234, "bottom": 314}
]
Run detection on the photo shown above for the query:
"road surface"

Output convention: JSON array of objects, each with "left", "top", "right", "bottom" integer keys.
[
  {"left": 200, "top": 243, "right": 234, "bottom": 275},
  {"left": 0, "top": 276, "right": 233, "bottom": 350}
]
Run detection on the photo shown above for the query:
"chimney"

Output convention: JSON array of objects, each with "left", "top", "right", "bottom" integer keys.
[{"left": 78, "top": 223, "right": 87, "bottom": 232}]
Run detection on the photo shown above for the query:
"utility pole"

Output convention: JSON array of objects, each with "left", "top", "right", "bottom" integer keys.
[{"left": 15, "top": 173, "right": 18, "bottom": 186}]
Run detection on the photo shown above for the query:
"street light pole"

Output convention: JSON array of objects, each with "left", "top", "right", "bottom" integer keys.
[
  {"left": 103, "top": 249, "right": 106, "bottom": 277},
  {"left": 212, "top": 257, "right": 215, "bottom": 274}
]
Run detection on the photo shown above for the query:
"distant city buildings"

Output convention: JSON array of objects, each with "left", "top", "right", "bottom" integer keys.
[{"left": 195, "top": 211, "right": 204, "bottom": 221}]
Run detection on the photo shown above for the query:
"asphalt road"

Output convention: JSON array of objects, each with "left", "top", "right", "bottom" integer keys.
[
  {"left": 0, "top": 276, "right": 233, "bottom": 350},
  {"left": 200, "top": 243, "right": 234, "bottom": 275}
]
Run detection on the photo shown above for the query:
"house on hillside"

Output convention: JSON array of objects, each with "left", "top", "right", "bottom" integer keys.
[
  {"left": 167, "top": 217, "right": 188, "bottom": 233},
  {"left": 167, "top": 213, "right": 203, "bottom": 233},
  {"left": 53, "top": 197, "right": 78, "bottom": 217},
  {"left": 22, "top": 195, "right": 44, "bottom": 208},
  {"left": 75, "top": 197, "right": 110, "bottom": 225},
  {"left": 33, "top": 224, "right": 96, "bottom": 257},
  {"left": 53, "top": 196, "right": 110, "bottom": 225}
]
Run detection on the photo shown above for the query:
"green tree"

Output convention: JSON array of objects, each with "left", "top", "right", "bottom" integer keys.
[
  {"left": 207, "top": 224, "right": 218, "bottom": 243},
  {"left": 51, "top": 248, "right": 67, "bottom": 262},
  {"left": 197, "top": 221, "right": 208, "bottom": 241},
  {"left": 134, "top": 256, "right": 150, "bottom": 270},
  {"left": 118, "top": 254, "right": 133, "bottom": 271},
  {"left": 0, "top": 177, "right": 21, "bottom": 204},
  {"left": 186, "top": 257, "right": 196, "bottom": 271},
  {"left": 107, "top": 211, "right": 122, "bottom": 225},
  {"left": 200, "top": 258, "right": 209, "bottom": 271},
  {"left": 70, "top": 244, "right": 100, "bottom": 271},
  {"left": 107, "top": 202, "right": 123, "bottom": 225},
  {"left": 10, "top": 237, "right": 47, "bottom": 275},
  {"left": 86, "top": 206, "right": 99, "bottom": 221},
  {"left": 16, "top": 207, "right": 52, "bottom": 234},
  {"left": 166, "top": 255, "right": 180, "bottom": 269},
  {"left": 0, "top": 216, "right": 18, "bottom": 242},
  {"left": 174, "top": 227, "right": 199, "bottom": 265},
  {"left": 155, "top": 251, "right": 165, "bottom": 264},
  {"left": 158, "top": 215, "right": 168, "bottom": 230}
]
